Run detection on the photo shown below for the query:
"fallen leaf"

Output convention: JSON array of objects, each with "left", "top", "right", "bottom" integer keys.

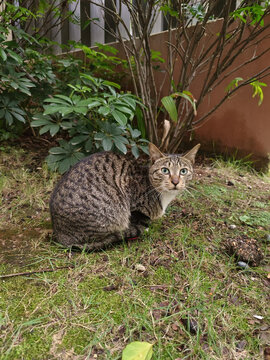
[
  {"left": 135, "top": 264, "right": 146, "bottom": 272},
  {"left": 236, "top": 340, "right": 247, "bottom": 352},
  {"left": 103, "top": 284, "right": 118, "bottom": 291},
  {"left": 152, "top": 309, "right": 162, "bottom": 320},
  {"left": 122, "top": 341, "right": 153, "bottom": 360}
]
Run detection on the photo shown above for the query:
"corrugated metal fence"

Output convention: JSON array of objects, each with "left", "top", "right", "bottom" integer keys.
[{"left": 12, "top": 0, "right": 242, "bottom": 53}]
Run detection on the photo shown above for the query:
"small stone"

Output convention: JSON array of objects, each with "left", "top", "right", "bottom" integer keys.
[
  {"left": 228, "top": 224, "right": 237, "bottom": 229},
  {"left": 135, "top": 263, "right": 146, "bottom": 272},
  {"left": 253, "top": 315, "right": 264, "bottom": 320},
  {"left": 263, "top": 234, "right": 270, "bottom": 243},
  {"left": 236, "top": 340, "right": 247, "bottom": 352},
  {"left": 237, "top": 261, "right": 249, "bottom": 269},
  {"left": 247, "top": 185, "right": 252, "bottom": 189}
]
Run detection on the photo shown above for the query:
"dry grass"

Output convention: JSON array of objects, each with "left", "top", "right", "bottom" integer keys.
[{"left": 0, "top": 146, "right": 269, "bottom": 360}]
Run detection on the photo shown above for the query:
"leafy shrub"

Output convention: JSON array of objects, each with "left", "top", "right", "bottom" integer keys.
[
  {"left": 0, "top": 17, "right": 56, "bottom": 139},
  {"left": 1, "top": 3, "right": 148, "bottom": 172},
  {"left": 0, "top": 3, "right": 84, "bottom": 140},
  {"left": 31, "top": 74, "right": 148, "bottom": 173}
]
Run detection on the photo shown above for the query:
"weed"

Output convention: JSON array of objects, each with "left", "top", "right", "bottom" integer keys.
[{"left": 0, "top": 147, "right": 269, "bottom": 359}]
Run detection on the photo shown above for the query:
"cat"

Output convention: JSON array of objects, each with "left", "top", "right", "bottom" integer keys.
[{"left": 50, "top": 143, "right": 200, "bottom": 251}]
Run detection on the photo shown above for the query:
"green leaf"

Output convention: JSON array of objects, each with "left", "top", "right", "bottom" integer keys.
[
  {"left": 151, "top": 50, "right": 165, "bottom": 63},
  {"left": 5, "top": 111, "right": 13, "bottom": 126},
  {"left": 139, "top": 144, "right": 149, "bottom": 155},
  {"left": 129, "top": 128, "right": 141, "bottom": 139},
  {"left": 61, "top": 121, "right": 73, "bottom": 130},
  {"left": 135, "top": 106, "right": 146, "bottom": 139},
  {"left": 250, "top": 80, "right": 267, "bottom": 105},
  {"left": 94, "top": 132, "right": 106, "bottom": 141},
  {"left": 10, "top": 111, "right": 25, "bottom": 123},
  {"left": 43, "top": 98, "right": 68, "bottom": 106},
  {"left": 74, "top": 106, "right": 88, "bottom": 115},
  {"left": 114, "top": 139, "right": 127, "bottom": 154},
  {"left": 39, "top": 124, "right": 52, "bottom": 135},
  {"left": 172, "top": 91, "right": 197, "bottom": 115},
  {"left": 7, "top": 49, "right": 23, "bottom": 64},
  {"left": 122, "top": 341, "right": 153, "bottom": 360},
  {"left": 10, "top": 107, "right": 26, "bottom": 115},
  {"left": 31, "top": 118, "right": 52, "bottom": 127},
  {"left": 131, "top": 145, "right": 140, "bottom": 158},
  {"left": 46, "top": 153, "right": 67, "bottom": 162},
  {"left": 161, "top": 96, "right": 178, "bottom": 122},
  {"left": 103, "top": 80, "right": 121, "bottom": 89},
  {"left": 0, "top": 48, "right": 7, "bottom": 61},
  {"left": 18, "top": 86, "right": 32, "bottom": 96},
  {"left": 102, "top": 137, "right": 113, "bottom": 151},
  {"left": 49, "top": 147, "right": 68, "bottom": 155},
  {"left": 71, "top": 135, "right": 89, "bottom": 145},
  {"left": 84, "top": 138, "right": 92, "bottom": 152},
  {"left": 73, "top": 152, "right": 85, "bottom": 161},
  {"left": 77, "top": 99, "right": 101, "bottom": 109},
  {"left": 112, "top": 135, "right": 129, "bottom": 145},
  {"left": 111, "top": 110, "right": 127, "bottom": 126},
  {"left": 58, "top": 157, "right": 72, "bottom": 174},
  {"left": 49, "top": 124, "right": 60, "bottom": 136},
  {"left": 114, "top": 105, "right": 134, "bottom": 117},
  {"left": 225, "top": 77, "right": 243, "bottom": 93},
  {"left": 53, "top": 94, "right": 73, "bottom": 104},
  {"left": 43, "top": 106, "right": 71, "bottom": 116},
  {"left": 98, "top": 105, "right": 110, "bottom": 116},
  {"left": 95, "top": 42, "right": 119, "bottom": 55}
]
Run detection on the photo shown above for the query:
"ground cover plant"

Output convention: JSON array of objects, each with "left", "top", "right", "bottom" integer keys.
[
  {"left": 0, "top": 144, "right": 269, "bottom": 359},
  {"left": 0, "top": 2, "right": 148, "bottom": 174}
]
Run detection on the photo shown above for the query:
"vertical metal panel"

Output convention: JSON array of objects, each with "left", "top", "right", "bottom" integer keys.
[
  {"left": 90, "top": 0, "right": 105, "bottom": 45},
  {"left": 81, "top": 0, "right": 91, "bottom": 45},
  {"left": 151, "top": 10, "right": 162, "bottom": 34},
  {"left": 50, "top": 0, "right": 62, "bottom": 54},
  {"left": 69, "top": 0, "right": 81, "bottom": 44},
  {"left": 105, "top": 0, "right": 116, "bottom": 43},
  {"left": 117, "top": 0, "right": 130, "bottom": 40}
]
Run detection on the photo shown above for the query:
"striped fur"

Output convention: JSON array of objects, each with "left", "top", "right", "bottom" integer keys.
[{"left": 50, "top": 143, "right": 200, "bottom": 251}]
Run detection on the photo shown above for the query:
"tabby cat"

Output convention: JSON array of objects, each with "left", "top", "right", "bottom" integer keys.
[{"left": 50, "top": 143, "right": 200, "bottom": 251}]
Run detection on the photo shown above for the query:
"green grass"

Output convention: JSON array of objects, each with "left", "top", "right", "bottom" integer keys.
[{"left": 0, "top": 146, "right": 269, "bottom": 359}]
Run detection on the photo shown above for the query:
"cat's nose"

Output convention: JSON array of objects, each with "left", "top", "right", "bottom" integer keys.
[{"left": 171, "top": 176, "right": 179, "bottom": 186}]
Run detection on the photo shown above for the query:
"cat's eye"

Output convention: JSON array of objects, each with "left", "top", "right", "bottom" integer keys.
[
  {"left": 161, "top": 167, "right": 170, "bottom": 175},
  {"left": 180, "top": 168, "right": 188, "bottom": 175}
]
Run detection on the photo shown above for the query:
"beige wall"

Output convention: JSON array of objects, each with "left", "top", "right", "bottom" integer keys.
[
  {"left": 74, "top": 16, "right": 270, "bottom": 163},
  {"left": 147, "top": 19, "right": 270, "bottom": 162}
]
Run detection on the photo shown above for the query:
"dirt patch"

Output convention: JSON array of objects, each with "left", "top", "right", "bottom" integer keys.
[{"left": 0, "top": 228, "right": 50, "bottom": 267}]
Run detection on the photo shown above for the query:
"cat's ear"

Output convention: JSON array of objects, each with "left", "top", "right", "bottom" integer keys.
[
  {"left": 183, "top": 144, "right": 200, "bottom": 164},
  {"left": 149, "top": 143, "right": 165, "bottom": 162}
]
